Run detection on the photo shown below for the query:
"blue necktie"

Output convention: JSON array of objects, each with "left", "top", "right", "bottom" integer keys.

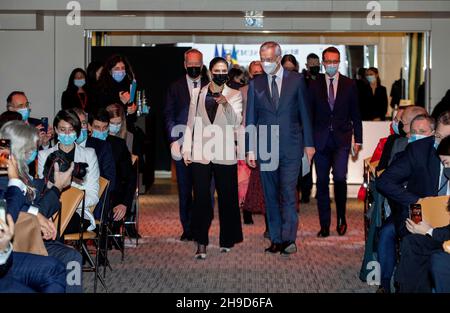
[
  {"left": 328, "top": 78, "right": 335, "bottom": 111},
  {"left": 271, "top": 75, "right": 279, "bottom": 109}
]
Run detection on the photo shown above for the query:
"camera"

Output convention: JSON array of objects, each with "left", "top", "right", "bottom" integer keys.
[{"left": 43, "top": 150, "right": 88, "bottom": 183}]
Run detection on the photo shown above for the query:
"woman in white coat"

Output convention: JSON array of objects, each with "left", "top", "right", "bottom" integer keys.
[{"left": 183, "top": 57, "right": 243, "bottom": 259}]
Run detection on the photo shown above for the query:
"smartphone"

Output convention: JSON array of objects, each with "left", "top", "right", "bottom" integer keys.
[
  {"left": 0, "top": 199, "right": 6, "bottom": 230},
  {"left": 410, "top": 203, "right": 422, "bottom": 224},
  {"left": 129, "top": 79, "right": 137, "bottom": 104},
  {"left": 0, "top": 139, "right": 11, "bottom": 170},
  {"left": 41, "top": 117, "right": 48, "bottom": 133}
]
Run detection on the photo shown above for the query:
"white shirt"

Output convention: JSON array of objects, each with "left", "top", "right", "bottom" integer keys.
[
  {"left": 325, "top": 71, "right": 339, "bottom": 100},
  {"left": 186, "top": 74, "right": 201, "bottom": 98},
  {"left": 267, "top": 65, "right": 283, "bottom": 97}
]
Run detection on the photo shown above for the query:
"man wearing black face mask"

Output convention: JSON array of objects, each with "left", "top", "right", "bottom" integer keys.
[
  {"left": 301, "top": 53, "right": 321, "bottom": 86},
  {"left": 164, "top": 49, "right": 209, "bottom": 242}
]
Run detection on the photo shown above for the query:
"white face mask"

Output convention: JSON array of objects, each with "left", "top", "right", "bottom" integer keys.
[{"left": 262, "top": 61, "right": 278, "bottom": 75}]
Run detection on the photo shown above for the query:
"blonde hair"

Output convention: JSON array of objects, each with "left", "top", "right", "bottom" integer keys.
[
  {"left": 106, "top": 103, "right": 127, "bottom": 139},
  {"left": 0, "top": 120, "right": 38, "bottom": 198}
]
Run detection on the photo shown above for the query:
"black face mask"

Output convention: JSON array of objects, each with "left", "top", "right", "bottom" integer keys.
[
  {"left": 309, "top": 66, "right": 320, "bottom": 76},
  {"left": 212, "top": 74, "right": 228, "bottom": 86},
  {"left": 398, "top": 121, "right": 407, "bottom": 137},
  {"left": 186, "top": 66, "right": 201, "bottom": 79}
]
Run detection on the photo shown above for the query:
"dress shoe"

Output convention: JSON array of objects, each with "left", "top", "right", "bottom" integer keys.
[
  {"left": 336, "top": 220, "right": 347, "bottom": 236},
  {"left": 220, "top": 247, "right": 232, "bottom": 253},
  {"left": 180, "top": 232, "right": 193, "bottom": 242},
  {"left": 280, "top": 241, "right": 297, "bottom": 255},
  {"left": 195, "top": 244, "right": 207, "bottom": 260},
  {"left": 265, "top": 243, "right": 282, "bottom": 254},
  {"left": 300, "top": 196, "right": 310, "bottom": 204},
  {"left": 263, "top": 231, "right": 270, "bottom": 239},
  {"left": 317, "top": 228, "right": 330, "bottom": 238},
  {"left": 243, "top": 210, "right": 254, "bottom": 225}
]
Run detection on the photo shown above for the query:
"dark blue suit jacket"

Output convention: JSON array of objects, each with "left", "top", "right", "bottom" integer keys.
[
  {"left": 164, "top": 75, "right": 209, "bottom": 144},
  {"left": 309, "top": 73, "right": 362, "bottom": 151},
  {"left": 245, "top": 70, "right": 314, "bottom": 161},
  {"left": 377, "top": 136, "right": 441, "bottom": 236},
  {"left": 85, "top": 137, "right": 116, "bottom": 192}
]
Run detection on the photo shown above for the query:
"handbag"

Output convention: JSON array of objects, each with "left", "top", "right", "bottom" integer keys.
[{"left": 12, "top": 212, "right": 48, "bottom": 256}]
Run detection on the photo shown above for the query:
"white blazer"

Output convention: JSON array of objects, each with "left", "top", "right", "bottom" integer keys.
[
  {"left": 38, "top": 143, "right": 100, "bottom": 231},
  {"left": 182, "top": 83, "right": 243, "bottom": 165}
]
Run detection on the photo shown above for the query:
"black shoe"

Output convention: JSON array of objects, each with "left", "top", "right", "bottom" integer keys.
[
  {"left": 243, "top": 210, "right": 254, "bottom": 225},
  {"left": 336, "top": 219, "right": 347, "bottom": 236},
  {"left": 125, "top": 224, "right": 141, "bottom": 239},
  {"left": 263, "top": 231, "right": 270, "bottom": 239},
  {"left": 195, "top": 244, "right": 207, "bottom": 260},
  {"left": 300, "top": 197, "right": 310, "bottom": 204},
  {"left": 280, "top": 241, "right": 297, "bottom": 255},
  {"left": 265, "top": 243, "right": 282, "bottom": 254},
  {"left": 317, "top": 228, "right": 330, "bottom": 238},
  {"left": 180, "top": 232, "right": 193, "bottom": 242}
]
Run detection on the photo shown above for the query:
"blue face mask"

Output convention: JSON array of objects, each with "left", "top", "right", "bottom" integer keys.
[
  {"left": 366, "top": 75, "right": 376, "bottom": 84},
  {"left": 74, "top": 79, "right": 85, "bottom": 88},
  {"left": 392, "top": 120, "right": 400, "bottom": 135},
  {"left": 325, "top": 65, "right": 338, "bottom": 77},
  {"left": 76, "top": 128, "right": 88, "bottom": 144},
  {"left": 92, "top": 129, "right": 108, "bottom": 141},
  {"left": 109, "top": 123, "right": 121, "bottom": 135},
  {"left": 17, "top": 108, "right": 30, "bottom": 121},
  {"left": 26, "top": 149, "right": 38, "bottom": 165},
  {"left": 408, "top": 134, "right": 428, "bottom": 144},
  {"left": 112, "top": 70, "right": 126, "bottom": 83},
  {"left": 58, "top": 132, "right": 77, "bottom": 146}
]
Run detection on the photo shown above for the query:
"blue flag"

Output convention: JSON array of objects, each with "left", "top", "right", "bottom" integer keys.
[
  {"left": 221, "top": 44, "right": 227, "bottom": 58},
  {"left": 214, "top": 44, "right": 219, "bottom": 57}
]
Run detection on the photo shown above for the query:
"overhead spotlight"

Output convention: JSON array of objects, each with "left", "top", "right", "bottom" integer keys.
[{"left": 244, "top": 10, "right": 264, "bottom": 28}]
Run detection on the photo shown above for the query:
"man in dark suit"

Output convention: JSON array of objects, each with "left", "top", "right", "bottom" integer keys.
[
  {"left": 246, "top": 41, "right": 315, "bottom": 255},
  {"left": 310, "top": 46, "right": 362, "bottom": 238},
  {"left": 164, "top": 49, "right": 209, "bottom": 241}
]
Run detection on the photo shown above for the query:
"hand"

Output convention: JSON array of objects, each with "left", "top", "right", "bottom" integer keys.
[
  {"left": 36, "top": 124, "right": 53, "bottom": 147},
  {"left": 304, "top": 147, "right": 315, "bottom": 164},
  {"left": 127, "top": 102, "right": 137, "bottom": 115},
  {"left": 353, "top": 144, "right": 361, "bottom": 156},
  {"left": 170, "top": 141, "right": 182, "bottom": 160},
  {"left": 113, "top": 204, "right": 127, "bottom": 221},
  {"left": 119, "top": 91, "right": 131, "bottom": 105},
  {"left": 7, "top": 155, "right": 19, "bottom": 180},
  {"left": 406, "top": 218, "right": 432, "bottom": 235},
  {"left": 0, "top": 214, "right": 14, "bottom": 251},
  {"left": 246, "top": 152, "right": 257, "bottom": 168},
  {"left": 37, "top": 213, "right": 57, "bottom": 240},
  {"left": 53, "top": 162, "right": 74, "bottom": 191},
  {"left": 183, "top": 151, "right": 192, "bottom": 166},
  {"left": 214, "top": 94, "right": 228, "bottom": 106}
]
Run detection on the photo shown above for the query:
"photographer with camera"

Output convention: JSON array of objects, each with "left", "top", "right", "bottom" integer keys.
[
  {"left": 38, "top": 110, "right": 100, "bottom": 234},
  {"left": 0, "top": 120, "right": 80, "bottom": 292}
]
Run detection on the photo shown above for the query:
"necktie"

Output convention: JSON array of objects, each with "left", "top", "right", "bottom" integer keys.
[
  {"left": 271, "top": 75, "right": 280, "bottom": 109},
  {"left": 439, "top": 168, "right": 448, "bottom": 196},
  {"left": 328, "top": 78, "right": 335, "bottom": 111},
  {"left": 193, "top": 81, "right": 198, "bottom": 88}
]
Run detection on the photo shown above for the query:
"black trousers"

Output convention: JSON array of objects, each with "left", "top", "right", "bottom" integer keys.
[
  {"left": 395, "top": 234, "right": 443, "bottom": 293},
  {"left": 191, "top": 162, "right": 243, "bottom": 247}
]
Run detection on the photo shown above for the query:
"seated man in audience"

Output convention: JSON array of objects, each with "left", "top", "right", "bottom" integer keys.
[
  {"left": 395, "top": 135, "right": 450, "bottom": 292},
  {"left": 88, "top": 109, "right": 136, "bottom": 242}
]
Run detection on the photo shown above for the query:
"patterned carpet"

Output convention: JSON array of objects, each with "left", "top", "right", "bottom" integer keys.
[{"left": 83, "top": 180, "right": 376, "bottom": 293}]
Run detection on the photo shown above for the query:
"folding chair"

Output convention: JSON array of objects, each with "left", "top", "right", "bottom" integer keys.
[
  {"left": 63, "top": 177, "right": 110, "bottom": 293},
  {"left": 124, "top": 154, "right": 140, "bottom": 246}
]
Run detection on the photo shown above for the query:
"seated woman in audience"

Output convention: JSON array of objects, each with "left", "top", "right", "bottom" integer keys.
[
  {"left": 182, "top": 56, "right": 243, "bottom": 259},
  {"left": 106, "top": 103, "right": 134, "bottom": 153},
  {"left": 93, "top": 55, "right": 138, "bottom": 131},
  {"left": 61, "top": 68, "right": 89, "bottom": 111},
  {"left": 88, "top": 109, "right": 136, "bottom": 237},
  {"left": 38, "top": 110, "right": 100, "bottom": 234},
  {"left": 0, "top": 120, "right": 82, "bottom": 293}
]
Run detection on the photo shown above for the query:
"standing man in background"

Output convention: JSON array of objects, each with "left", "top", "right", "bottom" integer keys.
[{"left": 310, "top": 46, "right": 362, "bottom": 238}]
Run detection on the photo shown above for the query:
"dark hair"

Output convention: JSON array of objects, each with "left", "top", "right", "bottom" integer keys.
[
  {"left": 228, "top": 67, "right": 244, "bottom": 80},
  {"left": 437, "top": 135, "right": 450, "bottom": 156},
  {"left": 209, "top": 57, "right": 228, "bottom": 71},
  {"left": 98, "top": 54, "right": 135, "bottom": 91},
  {"left": 322, "top": 47, "right": 341, "bottom": 60},
  {"left": 65, "top": 68, "right": 87, "bottom": 92},
  {"left": 0, "top": 111, "right": 22, "bottom": 129},
  {"left": 307, "top": 53, "right": 320, "bottom": 61},
  {"left": 367, "top": 67, "right": 382, "bottom": 87},
  {"left": 437, "top": 111, "right": 450, "bottom": 128},
  {"left": 6, "top": 91, "right": 26, "bottom": 107},
  {"left": 281, "top": 54, "right": 299, "bottom": 68},
  {"left": 53, "top": 109, "right": 81, "bottom": 137},
  {"left": 88, "top": 108, "right": 110, "bottom": 125},
  {"left": 86, "top": 60, "right": 103, "bottom": 85}
]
